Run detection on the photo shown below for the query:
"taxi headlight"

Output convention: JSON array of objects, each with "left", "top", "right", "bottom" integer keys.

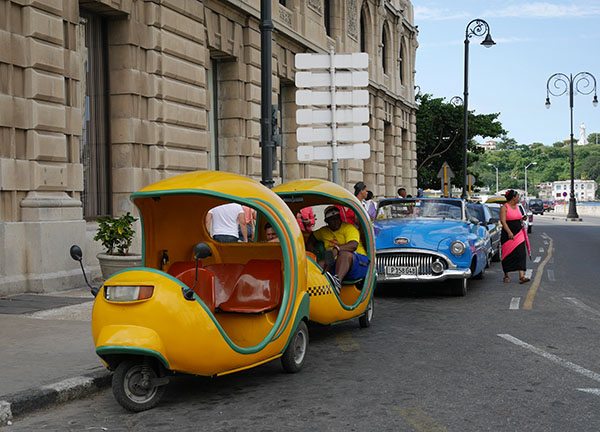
[
  {"left": 104, "top": 285, "right": 154, "bottom": 302},
  {"left": 450, "top": 241, "right": 466, "bottom": 256}
]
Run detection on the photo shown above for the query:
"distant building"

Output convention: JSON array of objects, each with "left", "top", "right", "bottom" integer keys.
[
  {"left": 537, "top": 182, "right": 554, "bottom": 200},
  {"left": 553, "top": 180, "right": 597, "bottom": 201},
  {"left": 478, "top": 140, "right": 497, "bottom": 151}
]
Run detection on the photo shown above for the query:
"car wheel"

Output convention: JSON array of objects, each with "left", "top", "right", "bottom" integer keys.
[
  {"left": 358, "top": 296, "right": 374, "bottom": 328},
  {"left": 112, "top": 359, "right": 167, "bottom": 412},
  {"left": 281, "top": 321, "right": 309, "bottom": 373},
  {"left": 450, "top": 278, "right": 468, "bottom": 296}
]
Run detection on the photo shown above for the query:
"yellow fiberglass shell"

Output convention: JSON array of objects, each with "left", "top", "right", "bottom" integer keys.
[
  {"left": 272, "top": 179, "right": 376, "bottom": 324},
  {"left": 92, "top": 171, "right": 309, "bottom": 377}
]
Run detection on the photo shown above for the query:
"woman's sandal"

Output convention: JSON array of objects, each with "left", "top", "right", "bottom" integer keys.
[
  {"left": 503, "top": 276, "right": 511, "bottom": 283},
  {"left": 519, "top": 277, "right": 530, "bottom": 284}
]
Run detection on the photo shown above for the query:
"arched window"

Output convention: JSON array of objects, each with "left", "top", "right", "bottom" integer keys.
[
  {"left": 399, "top": 38, "right": 405, "bottom": 84},
  {"left": 324, "top": 0, "right": 331, "bottom": 36}
]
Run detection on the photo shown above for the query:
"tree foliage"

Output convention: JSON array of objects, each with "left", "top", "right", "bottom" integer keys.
[{"left": 415, "top": 94, "right": 506, "bottom": 189}]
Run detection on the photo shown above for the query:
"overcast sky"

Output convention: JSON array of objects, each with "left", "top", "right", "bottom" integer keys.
[{"left": 414, "top": 0, "right": 600, "bottom": 145}]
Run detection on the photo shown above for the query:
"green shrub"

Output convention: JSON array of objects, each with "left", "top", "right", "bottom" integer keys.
[{"left": 93, "top": 212, "right": 138, "bottom": 255}]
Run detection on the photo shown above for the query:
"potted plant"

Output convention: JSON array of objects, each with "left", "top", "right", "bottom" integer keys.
[{"left": 94, "top": 212, "right": 142, "bottom": 279}]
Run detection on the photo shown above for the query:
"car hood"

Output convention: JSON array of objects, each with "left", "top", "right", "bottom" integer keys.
[{"left": 374, "top": 218, "right": 471, "bottom": 251}]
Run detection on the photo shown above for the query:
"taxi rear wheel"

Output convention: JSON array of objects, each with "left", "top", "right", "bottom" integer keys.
[
  {"left": 112, "top": 359, "right": 166, "bottom": 412},
  {"left": 359, "top": 296, "right": 374, "bottom": 328},
  {"left": 281, "top": 321, "right": 308, "bottom": 373}
]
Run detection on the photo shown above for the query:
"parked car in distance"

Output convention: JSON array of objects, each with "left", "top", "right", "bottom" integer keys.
[
  {"left": 467, "top": 201, "right": 500, "bottom": 263},
  {"left": 543, "top": 200, "right": 555, "bottom": 212},
  {"left": 528, "top": 198, "right": 544, "bottom": 215},
  {"left": 374, "top": 197, "right": 490, "bottom": 297}
]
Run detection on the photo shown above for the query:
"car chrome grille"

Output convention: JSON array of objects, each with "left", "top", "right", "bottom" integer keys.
[{"left": 376, "top": 252, "right": 447, "bottom": 276}]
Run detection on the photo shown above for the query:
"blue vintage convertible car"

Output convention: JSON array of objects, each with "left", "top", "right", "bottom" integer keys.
[{"left": 374, "top": 197, "right": 491, "bottom": 296}]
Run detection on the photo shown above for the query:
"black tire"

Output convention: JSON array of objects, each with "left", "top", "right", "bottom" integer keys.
[
  {"left": 112, "top": 359, "right": 166, "bottom": 412},
  {"left": 450, "top": 278, "right": 468, "bottom": 296},
  {"left": 358, "top": 296, "right": 374, "bottom": 328},
  {"left": 281, "top": 321, "right": 308, "bottom": 373},
  {"left": 527, "top": 225, "right": 532, "bottom": 234}
]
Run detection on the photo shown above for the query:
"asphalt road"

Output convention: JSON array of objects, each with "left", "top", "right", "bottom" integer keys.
[{"left": 7, "top": 214, "right": 600, "bottom": 432}]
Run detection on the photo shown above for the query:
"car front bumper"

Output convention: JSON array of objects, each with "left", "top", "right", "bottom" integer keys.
[{"left": 376, "top": 248, "right": 472, "bottom": 283}]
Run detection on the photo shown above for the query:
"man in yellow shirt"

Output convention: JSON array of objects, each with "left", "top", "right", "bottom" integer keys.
[{"left": 308, "top": 206, "right": 369, "bottom": 291}]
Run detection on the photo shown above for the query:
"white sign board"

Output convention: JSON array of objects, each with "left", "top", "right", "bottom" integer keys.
[
  {"left": 296, "top": 89, "right": 370, "bottom": 107},
  {"left": 296, "top": 107, "right": 369, "bottom": 125},
  {"left": 297, "top": 144, "right": 371, "bottom": 161},
  {"left": 297, "top": 125, "right": 370, "bottom": 143},
  {"left": 295, "top": 53, "right": 369, "bottom": 70},
  {"left": 296, "top": 70, "right": 369, "bottom": 88}
]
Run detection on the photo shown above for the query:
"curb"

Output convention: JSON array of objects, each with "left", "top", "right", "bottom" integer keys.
[{"left": 0, "top": 369, "right": 111, "bottom": 426}]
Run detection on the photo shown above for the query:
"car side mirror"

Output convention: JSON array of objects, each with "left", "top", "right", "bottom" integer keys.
[
  {"left": 488, "top": 217, "right": 498, "bottom": 224},
  {"left": 468, "top": 216, "right": 480, "bottom": 225},
  {"left": 68, "top": 245, "right": 98, "bottom": 297}
]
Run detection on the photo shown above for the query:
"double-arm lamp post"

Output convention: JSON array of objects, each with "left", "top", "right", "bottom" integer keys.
[
  {"left": 462, "top": 19, "right": 496, "bottom": 198},
  {"left": 545, "top": 72, "right": 598, "bottom": 219}
]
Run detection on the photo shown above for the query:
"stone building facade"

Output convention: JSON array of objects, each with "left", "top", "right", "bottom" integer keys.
[{"left": 0, "top": 0, "right": 418, "bottom": 295}]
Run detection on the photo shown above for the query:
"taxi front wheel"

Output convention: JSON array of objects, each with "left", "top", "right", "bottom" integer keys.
[
  {"left": 281, "top": 321, "right": 309, "bottom": 373},
  {"left": 112, "top": 359, "right": 167, "bottom": 412},
  {"left": 359, "top": 296, "right": 374, "bottom": 328}
]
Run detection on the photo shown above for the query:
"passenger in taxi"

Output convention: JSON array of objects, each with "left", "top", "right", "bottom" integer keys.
[{"left": 307, "top": 206, "right": 369, "bottom": 291}]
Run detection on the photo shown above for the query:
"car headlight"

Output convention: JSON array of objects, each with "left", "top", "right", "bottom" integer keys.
[
  {"left": 104, "top": 285, "right": 154, "bottom": 302},
  {"left": 450, "top": 241, "right": 466, "bottom": 256},
  {"left": 431, "top": 260, "right": 445, "bottom": 274}
]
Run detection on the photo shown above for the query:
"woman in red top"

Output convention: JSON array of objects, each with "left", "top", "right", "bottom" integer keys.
[{"left": 499, "top": 189, "right": 530, "bottom": 284}]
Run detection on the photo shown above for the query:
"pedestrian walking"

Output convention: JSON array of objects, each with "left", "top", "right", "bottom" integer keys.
[{"left": 499, "top": 189, "right": 530, "bottom": 284}]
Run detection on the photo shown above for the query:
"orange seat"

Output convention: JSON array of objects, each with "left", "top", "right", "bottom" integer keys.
[
  {"left": 204, "top": 263, "right": 245, "bottom": 307},
  {"left": 167, "top": 261, "right": 196, "bottom": 277},
  {"left": 172, "top": 267, "right": 216, "bottom": 312},
  {"left": 218, "top": 260, "right": 282, "bottom": 313}
]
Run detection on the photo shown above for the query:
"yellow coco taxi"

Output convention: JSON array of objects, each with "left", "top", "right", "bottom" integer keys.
[
  {"left": 272, "top": 179, "right": 375, "bottom": 328},
  {"left": 70, "top": 171, "right": 309, "bottom": 412}
]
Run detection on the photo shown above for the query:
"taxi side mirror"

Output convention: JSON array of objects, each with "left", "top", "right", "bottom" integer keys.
[{"left": 193, "top": 242, "right": 212, "bottom": 260}]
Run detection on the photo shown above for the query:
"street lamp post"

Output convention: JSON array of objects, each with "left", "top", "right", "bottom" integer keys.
[
  {"left": 462, "top": 19, "right": 496, "bottom": 199},
  {"left": 524, "top": 162, "right": 537, "bottom": 197},
  {"left": 545, "top": 72, "right": 598, "bottom": 219},
  {"left": 488, "top": 163, "right": 499, "bottom": 193}
]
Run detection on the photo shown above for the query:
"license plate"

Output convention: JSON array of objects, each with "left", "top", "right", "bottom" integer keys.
[{"left": 385, "top": 266, "right": 418, "bottom": 276}]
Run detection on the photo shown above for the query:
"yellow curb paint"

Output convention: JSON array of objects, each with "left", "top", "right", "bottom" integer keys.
[
  {"left": 523, "top": 236, "right": 554, "bottom": 310},
  {"left": 334, "top": 333, "right": 359, "bottom": 352},
  {"left": 395, "top": 407, "right": 448, "bottom": 432}
]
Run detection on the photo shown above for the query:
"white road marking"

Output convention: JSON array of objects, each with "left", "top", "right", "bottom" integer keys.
[
  {"left": 541, "top": 232, "right": 549, "bottom": 239},
  {"left": 509, "top": 297, "right": 521, "bottom": 310},
  {"left": 547, "top": 269, "right": 555, "bottom": 281},
  {"left": 525, "top": 269, "right": 533, "bottom": 279},
  {"left": 564, "top": 297, "right": 600, "bottom": 318},
  {"left": 534, "top": 256, "right": 541, "bottom": 263},
  {"left": 539, "top": 247, "right": 545, "bottom": 253},
  {"left": 578, "top": 388, "right": 600, "bottom": 396},
  {"left": 544, "top": 240, "right": 549, "bottom": 245},
  {"left": 498, "top": 334, "right": 600, "bottom": 383}
]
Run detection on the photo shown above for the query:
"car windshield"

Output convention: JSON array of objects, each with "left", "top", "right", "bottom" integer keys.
[
  {"left": 467, "top": 203, "right": 485, "bottom": 223},
  {"left": 377, "top": 199, "right": 463, "bottom": 220},
  {"left": 487, "top": 205, "right": 500, "bottom": 219}
]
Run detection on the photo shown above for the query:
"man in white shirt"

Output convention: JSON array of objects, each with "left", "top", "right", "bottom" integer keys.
[{"left": 205, "top": 203, "right": 247, "bottom": 242}]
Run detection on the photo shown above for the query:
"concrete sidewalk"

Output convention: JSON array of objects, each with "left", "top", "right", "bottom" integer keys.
[{"left": 0, "top": 288, "right": 111, "bottom": 426}]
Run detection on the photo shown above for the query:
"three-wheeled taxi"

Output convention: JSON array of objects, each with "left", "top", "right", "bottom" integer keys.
[
  {"left": 71, "top": 171, "right": 310, "bottom": 411},
  {"left": 272, "top": 179, "right": 375, "bottom": 327}
]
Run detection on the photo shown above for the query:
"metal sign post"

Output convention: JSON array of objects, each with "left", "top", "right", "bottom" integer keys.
[
  {"left": 295, "top": 52, "right": 370, "bottom": 184},
  {"left": 437, "top": 161, "right": 455, "bottom": 197}
]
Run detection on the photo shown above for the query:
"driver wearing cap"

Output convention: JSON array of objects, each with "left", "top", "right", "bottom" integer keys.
[{"left": 308, "top": 206, "right": 370, "bottom": 290}]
